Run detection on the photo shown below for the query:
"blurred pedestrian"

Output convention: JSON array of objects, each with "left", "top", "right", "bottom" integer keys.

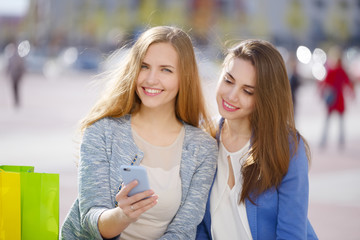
[
  {"left": 288, "top": 52, "right": 301, "bottom": 115},
  {"left": 319, "top": 46, "right": 355, "bottom": 149},
  {"left": 60, "top": 26, "right": 217, "bottom": 239},
  {"left": 196, "top": 39, "right": 318, "bottom": 239},
  {"left": 6, "top": 41, "right": 26, "bottom": 108}
]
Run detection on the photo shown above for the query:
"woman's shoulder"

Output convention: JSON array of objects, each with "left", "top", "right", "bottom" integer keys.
[
  {"left": 287, "top": 134, "right": 309, "bottom": 174},
  {"left": 183, "top": 123, "right": 214, "bottom": 138},
  {"left": 92, "top": 115, "right": 130, "bottom": 128},
  {"left": 183, "top": 123, "right": 217, "bottom": 146},
  {"left": 84, "top": 115, "right": 131, "bottom": 138}
]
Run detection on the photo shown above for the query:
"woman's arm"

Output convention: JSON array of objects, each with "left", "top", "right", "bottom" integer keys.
[
  {"left": 98, "top": 181, "right": 158, "bottom": 238},
  {"left": 79, "top": 119, "right": 158, "bottom": 239},
  {"left": 77, "top": 119, "right": 114, "bottom": 238},
  {"left": 160, "top": 134, "right": 218, "bottom": 240},
  {"left": 196, "top": 201, "right": 212, "bottom": 240},
  {"left": 276, "top": 138, "right": 310, "bottom": 239}
]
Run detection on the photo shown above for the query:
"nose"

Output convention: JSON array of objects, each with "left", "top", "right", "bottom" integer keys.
[
  {"left": 228, "top": 87, "right": 239, "bottom": 102},
  {"left": 146, "top": 69, "right": 159, "bottom": 85}
]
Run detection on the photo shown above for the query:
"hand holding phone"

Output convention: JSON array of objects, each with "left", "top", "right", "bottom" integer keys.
[{"left": 120, "top": 165, "right": 151, "bottom": 197}]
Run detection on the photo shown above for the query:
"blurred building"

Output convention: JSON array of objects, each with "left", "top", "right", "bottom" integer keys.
[{"left": 0, "top": 0, "right": 359, "bottom": 66}]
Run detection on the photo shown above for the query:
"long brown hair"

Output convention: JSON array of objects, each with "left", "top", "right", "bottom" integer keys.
[
  {"left": 79, "top": 26, "right": 214, "bottom": 135},
  {"left": 223, "top": 39, "right": 311, "bottom": 204}
]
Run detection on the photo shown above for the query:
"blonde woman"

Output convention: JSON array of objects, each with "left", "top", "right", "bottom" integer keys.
[
  {"left": 61, "top": 26, "right": 217, "bottom": 239},
  {"left": 196, "top": 39, "right": 318, "bottom": 239}
]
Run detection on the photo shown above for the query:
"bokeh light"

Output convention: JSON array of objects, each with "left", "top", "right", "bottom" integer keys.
[
  {"left": 61, "top": 47, "right": 78, "bottom": 66},
  {"left": 17, "top": 40, "right": 30, "bottom": 57},
  {"left": 312, "top": 48, "right": 327, "bottom": 65},
  {"left": 312, "top": 62, "right": 327, "bottom": 81},
  {"left": 296, "top": 46, "right": 312, "bottom": 64}
]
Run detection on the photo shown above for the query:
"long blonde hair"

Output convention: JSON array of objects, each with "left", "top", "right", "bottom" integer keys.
[
  {"left": 80, "top": 26, "right": 214, "bottom": 135},
  {"left": 223, "top": 39, "right": 311, "bottom": 203}
]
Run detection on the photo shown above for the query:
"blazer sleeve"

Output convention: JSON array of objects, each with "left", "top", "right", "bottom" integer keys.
[
  {"left": 159, "top": 134, "right": 218, "bottom": 240},
  {"left": 196, "top": 222, "right": 210, "bottom": 240},
  {"left": 276, "top": 138, "right": 310, "bottom": 239}
]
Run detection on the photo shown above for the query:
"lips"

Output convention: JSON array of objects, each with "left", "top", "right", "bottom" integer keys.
[
  {"left": 222, "top": 99, "right": 239, "bottom": 112},
  {"left": 142, "top": 87, "right": 162, "bottom": 96}
]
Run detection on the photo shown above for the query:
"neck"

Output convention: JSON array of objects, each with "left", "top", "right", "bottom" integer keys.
[
  {"left": 221, "top": 118, "right": 251, "bottom": 152},
  {"left": 131, "top": 105, "right": 182, "bottom": 146},
  {"left": 132, "top": 105, "right": 180, "bottom": 130},
  {"left": 224, "top": 118, "right": 251, "bottom": 138}
]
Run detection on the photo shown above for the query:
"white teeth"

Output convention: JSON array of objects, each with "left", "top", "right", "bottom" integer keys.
[
  {"left": 145, "top": 88, "right": 161, "bottom": 94},
  {"left": 224, "top": 101, "right": 236, "bottom": 109}
]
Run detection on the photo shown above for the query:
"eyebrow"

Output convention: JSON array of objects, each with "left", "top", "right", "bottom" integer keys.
[
  {"left": 142, "top": 61, "right": 175, "bottom": 69},
  {"left": 226, "top": 72, "right": 255, "bottom": 89}
]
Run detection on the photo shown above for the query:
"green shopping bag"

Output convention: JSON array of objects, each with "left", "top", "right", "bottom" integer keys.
[
  {"left": 0, "top": 165, "right": 34, "bottom": 173},
  {"left": 0, "top": 165, "right": 59, "bottom": 240},
  {"left": 21, "top": 172, "right": 59, "bottom": 239}
]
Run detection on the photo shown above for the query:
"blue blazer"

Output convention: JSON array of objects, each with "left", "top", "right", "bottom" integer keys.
[{"left": 196, "top": 119, "right": 318, "bottom": 239}]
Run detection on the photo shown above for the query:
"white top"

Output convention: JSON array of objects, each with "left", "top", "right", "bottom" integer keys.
[
  {"left": 120, "top": 127, "right": 183, "bottom": 240},
  {"left": 210, "top": 139, "right": 252, "bottom": 240}
]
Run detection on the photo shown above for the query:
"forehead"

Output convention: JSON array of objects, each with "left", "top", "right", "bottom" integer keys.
[
  {"left": 144, "top": 42, "right": 178, "bottom": 65},
  {"left": 225, "top": 57, "right": 256, "bottom": 85}
]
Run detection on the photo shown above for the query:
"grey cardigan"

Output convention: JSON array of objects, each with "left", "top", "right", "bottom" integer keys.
[{"left": 60, "top": 115, "right": 218, "bottom": 239}]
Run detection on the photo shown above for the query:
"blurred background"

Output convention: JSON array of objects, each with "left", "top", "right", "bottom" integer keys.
[{"left": 0, "top": 0, "right": 359, "bottom": 239}]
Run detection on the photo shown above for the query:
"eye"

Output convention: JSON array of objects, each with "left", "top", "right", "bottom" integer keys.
[
  {"left": 141, "top": 64, "right": 148, "bottom": 70},
  {"left": 162, "top": 68, "right": 173, "bottom": 73},
  {"left": 224, "top": 76, "right": 232, "bottom": 84},
  {"left": 244, "top": 89, "right": 254, "bottom": 95}
]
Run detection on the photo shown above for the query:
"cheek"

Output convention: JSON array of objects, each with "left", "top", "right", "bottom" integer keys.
[
  {"left": 137, "top": 71, "right": 147, "bottom": 84},
  {"left": 216, "top": 82, "right": 225, "bottom": 98},
  {"left": 168, "top": 76, "right": 180, "bottom": 92},
  {"left": 173, "top": 80, "right": 180, "bottom": 92},
  {"left": 135, "top": 76, "right": 144, "bottom": 96},
  {"left": 136, "top": 73, "right": 142, "bottom": 84},
  {"left": 215, "top": 89, "right": 223, "bottom": 106},
  {"left": 246, "top": 98, "right": 256, "bottom": 111}
]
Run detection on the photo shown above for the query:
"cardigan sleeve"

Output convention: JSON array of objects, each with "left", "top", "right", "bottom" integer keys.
[
  {"left": 159, "top": 131, "right": 218, "bottom": 240},
  {"left": 78, "top": 118, "right": 115, "bottom": 239},
  {"left": 276, "top": 137, "right": 310, "bottom": 239}
]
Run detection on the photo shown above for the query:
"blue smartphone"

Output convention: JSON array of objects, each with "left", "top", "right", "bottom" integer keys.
[{"left": 120, "top": 165, "right": 151, "bottom": 197}]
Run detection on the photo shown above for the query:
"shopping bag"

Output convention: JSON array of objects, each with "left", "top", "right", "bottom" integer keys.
[
  {"left": 0, "top": 165, "right": 34, "bottom": 173},
  {"left": 0, "top": 165, "right": 59, "bottom": 240},
  {"left": 21, "top": 172, "right": 59, "bottom": 240},
  {"left": 0, "top": 169, "right": 21, "bottom": 240}
]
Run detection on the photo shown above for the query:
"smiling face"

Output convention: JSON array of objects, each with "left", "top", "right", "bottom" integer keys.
[
  {"left": 216, "top": 57, "right": 256, "bottom": 122},
  {"left": 136, "top": 42, "right": 180, "bottom": 112}
]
